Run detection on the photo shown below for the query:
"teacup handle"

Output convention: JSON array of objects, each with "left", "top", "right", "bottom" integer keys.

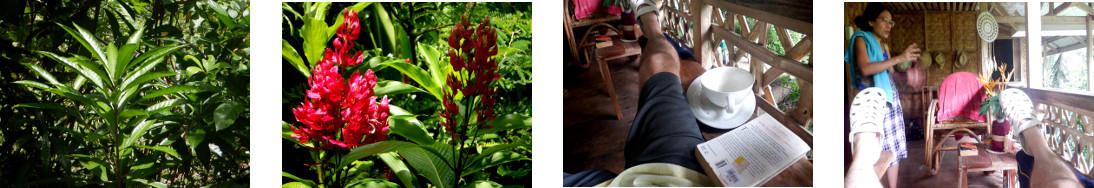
[{"left": 724, "top": 95, "right": 738, "bottom": 114}]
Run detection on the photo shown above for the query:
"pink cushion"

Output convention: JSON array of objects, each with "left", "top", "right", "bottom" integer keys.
[
  {"left": 572, "top": 0, "right": 622, "bottom": 20},
  {"left": 937, "top": 72, "right": 986, "bottom": 122}
]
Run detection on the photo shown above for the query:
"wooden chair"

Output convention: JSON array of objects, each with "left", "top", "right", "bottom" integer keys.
[
  {"left": 923, "top": 73, "right": 992, "bottom": 175},
  {"left": 564, "top": 0, "right": 621, "bottom": 68}
]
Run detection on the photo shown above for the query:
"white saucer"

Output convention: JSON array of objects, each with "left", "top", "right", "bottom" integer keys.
[{"left": 687, "top": 78, "right": 757, "bottom": 129}]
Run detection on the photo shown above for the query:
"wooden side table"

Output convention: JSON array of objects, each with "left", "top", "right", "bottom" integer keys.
[
  {"left": 579, "top": 23, "right": 642, "bottom": 120},
  {"left": 959, "top": 143, "right": 1018, "bottom": 188}
]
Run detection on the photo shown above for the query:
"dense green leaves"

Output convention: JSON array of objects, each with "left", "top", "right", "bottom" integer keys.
[{"left": 3, "top": 0, "right": 250, "bottom": 186}]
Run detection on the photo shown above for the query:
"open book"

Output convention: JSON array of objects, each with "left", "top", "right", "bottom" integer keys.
[{"left": 694, "top": 114, "right": 810, "bottom": 186}]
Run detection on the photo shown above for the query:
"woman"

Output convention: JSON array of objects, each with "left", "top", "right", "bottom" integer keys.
[{"left": 845, "top": 2, "right": 920, "bottom": 187}]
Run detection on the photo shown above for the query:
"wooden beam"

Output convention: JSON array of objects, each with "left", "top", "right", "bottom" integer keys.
[
  {"left": 713, "top": 25, "right": 812, "bottom": 84},
  {"left": 996, "top": 16, "right": 1089, "bottom": 25},
  {"left": 786, "top": 35, "right": 812, "bottom": 61},
  {"left": 706, "top": 0, "right": 811, "bottom": 35},
  {"left": 748, "top": 21, "right": 769, "bottom": 43},
  {"left": 737, "top": 14, "right": 750, "bottom": 37},
  {"left": 1046, "top": 42, "right": 1084, "bottom": 55},
  {"left": 775, "top": 27, "right": 794, "bottom": 54},
  {"left": 1075, "top": 3, "right": 1094, "bottom": 16},
  {"left": 1053, "top": 2, "right": 1073, "bottom": 16}
]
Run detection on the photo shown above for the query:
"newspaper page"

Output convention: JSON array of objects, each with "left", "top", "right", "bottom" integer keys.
[{"left": 695, "top": 114, "right": 810, "bottom": 186}]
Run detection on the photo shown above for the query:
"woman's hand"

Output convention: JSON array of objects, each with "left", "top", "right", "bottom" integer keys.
[{"left": 897, "top": 43, "right": 921, "bottom": 63}]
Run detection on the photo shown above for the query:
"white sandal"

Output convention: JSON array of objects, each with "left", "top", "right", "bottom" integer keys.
[
  {"left": 632, "top": 0, "right": 662, "bottom": 29},
  {"left": 849, "top": 87, "right": 887, "bottom": 153},
  {"left": 999, "top": 88, "right": 1040, "bottom": 146}
]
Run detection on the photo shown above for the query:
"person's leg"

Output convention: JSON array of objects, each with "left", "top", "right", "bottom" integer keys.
[
  {"left": 999, "top": 89, "right": 1081, "bottom": 187},
  {"left": 845, "top": 88, "right": 887, "bottom": 188},
  {"left": 636, "top": 4, "right": 680, "bottom": 87},
  {"left": 1020, "top": 126, "right": 1082, "bottom": 187}
]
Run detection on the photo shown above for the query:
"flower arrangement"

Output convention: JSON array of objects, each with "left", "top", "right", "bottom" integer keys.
[{"left": 978, "top": 63, "right": 1014, "bottom": 120}]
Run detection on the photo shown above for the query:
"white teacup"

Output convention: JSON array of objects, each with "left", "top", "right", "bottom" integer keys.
[{"left": 699, "top": 67, "right": 754, "bottom": 114}]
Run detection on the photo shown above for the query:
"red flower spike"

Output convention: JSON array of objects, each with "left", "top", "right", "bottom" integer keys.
[
  {"left": 441, "top": 14, "right": 503, "bottom": 139},
  {"left": 291, "top": 9, "right": 390, "bottom": 150}
]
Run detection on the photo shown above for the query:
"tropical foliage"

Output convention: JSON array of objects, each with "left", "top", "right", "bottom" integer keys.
[
  {"left": 0, "top": 0, "right": 250, "bottom": 187},
  {"left": 282, "top": 2, "right": 532, "bottom": 188}
]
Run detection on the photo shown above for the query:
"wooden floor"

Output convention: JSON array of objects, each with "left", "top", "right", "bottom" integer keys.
[
  {"left": 882, "top": 139, "right": 1011, "bottom": 188},
  {"left": 563, "top": 57, "right": 642, "bottom": 175}
]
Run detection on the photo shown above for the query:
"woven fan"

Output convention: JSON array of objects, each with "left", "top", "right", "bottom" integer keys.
[{"left": 977, "top": 11, "right": 998, "bottom": 42}]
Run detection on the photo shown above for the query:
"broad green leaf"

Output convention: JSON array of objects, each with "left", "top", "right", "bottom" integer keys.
[
  {"left": 134, "top": 145, "right": 181, "bottom": 158},
  {"left": 37, "top": 51, "right": 107, "bottom": 88},
  {"left": 378, "top": 152, "right": 418, "bottom": 188},
  {"left": 22, "top": 63, "right": 65, "bottom": 89},
  {"left": 116, "top": 42, "right": 141, "bottom": 78},
  {"left": 119, "top": 71, "right": 178, "bottom": 93},
  {"left": 465, "top": 142, "right": 526, "bottom": 169},
  {"left": 121, "top": 120, "right": 158, "bottom": 150},
  {"left": 417, "top": 43, "right": 448, "bottom": 87},
  {"left": 14, "top": 80, "right": 52, "bottom": 90},
  {"left": 389, "top": 115, "right": 433, "bottom": 145},
  {"left": 282, "top": 182, "right": 312, "bottom": 188},
  {"left": 282, "top": 121, "right": 300, "bottom": 144},
  {"left": 283, "top": 39, "right": 310, "bottom": 77},
  {"left": 467, "top": 180, "right": 502, "bottom": 188},
  {"left": 400, "top": 146, "right": 454, "bottom": 188},
  {"left": 339, "top": 141, "right": 415, "bottom": 169},
  {"left": 382, "top": 62, "right": 442, "bottom": 101},
  {"left": 132, "top": 179, "right": 169, "bottom": 188},
  {"left": 57, "top": 23, "right": 108, "bottom": 68},
  {"left": 128, "top": 45, "right": 185, "bottom": 74},
  {"left": 140, "top": 85, "right": 200, "bottom": 101},
  {"left": 461, "top": 151, "right": 528, "bottom": 177},
  {"left": 371, "top": 5, "right": 398, "bottom": 56},
  {"left": 345, "top": 178, "right": 399, "bottom": 188},
  {"left": 187, "top": 128, "right": 207, "bottom": 151},
  {"left": 214, "top": 101, "right": 244, "bottom": 131},
  {"left": 13, "top": 103, "right": 66, "bottom": 110},
  {"left": 67, "top": 154, "right": 112, "bottom": 172},
  {"left": 106, "top": 43, "right": 118, "bottom": 80},
  {"left": 282, "top": 172, "right": 318, "bottom": 188},
  {"left": 147, "top": 99, "right": 185, "bottom": 115},
  {"left": 374, "top": 80, "right": 427, "bottom": 97},
  {"left": 301, "top": 17, "right": 330, "bottom": 68},
  {"left": 205, "top": 0, "right": 236, "bottom": 28},
  {"left": 119, "top": 109, "right": 148, "bottom": 119},
  {"left": 476, "top": 114, "right": 532, "bottom": 136}
]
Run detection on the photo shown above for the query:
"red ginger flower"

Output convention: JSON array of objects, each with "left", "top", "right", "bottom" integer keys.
[
  {"left": 440, "top": 15, "right": 502, "bottom": 135},
  {"left": 292, "top": 9, "right": 388, "bottom": 150}
]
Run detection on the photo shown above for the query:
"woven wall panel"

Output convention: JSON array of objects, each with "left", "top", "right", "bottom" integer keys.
[
  {"left": 954, "top": 12, "right": 978, "bottom": 51},
  {"left": 893, "top": 11, "right": 924, "bottom": 56},
  {"left": 925, "top": 12, "right": 952, "bottom": 52}
]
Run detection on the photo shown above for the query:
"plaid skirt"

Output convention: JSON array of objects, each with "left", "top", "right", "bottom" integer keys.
[{"left": 882, "top": 90, "right": 908, "bottom": 167}]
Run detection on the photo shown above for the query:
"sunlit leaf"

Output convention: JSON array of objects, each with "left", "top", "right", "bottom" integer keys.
[
  {"left": 134, "top": 145, "right": 181, "bottom": 159},
  {"left": 214, "top": 101, "right": 244, "bottom": 131}
]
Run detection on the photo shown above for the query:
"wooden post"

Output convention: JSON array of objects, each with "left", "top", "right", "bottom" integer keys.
[
  {"left": 693, "top": 0, "right": 715, "bottom": 68},
  {"left": 1087, "top": 15, "right": 1093, "bottom": 91},
  {"left": 1028, "top": 2, "right": 1044, "bottom": 88}
]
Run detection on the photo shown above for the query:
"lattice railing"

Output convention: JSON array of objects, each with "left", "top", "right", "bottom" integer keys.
[
  {"left": 659, "top": 0, "right": 813, "bottom": 146},
  {"left": 1018, "top": 87, "right": 1094, "bottom": 178}
]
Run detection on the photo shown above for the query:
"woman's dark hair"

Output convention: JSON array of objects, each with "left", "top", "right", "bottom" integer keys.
[{"left": 854, "top": 2, "right": 890, "bottom": 32}]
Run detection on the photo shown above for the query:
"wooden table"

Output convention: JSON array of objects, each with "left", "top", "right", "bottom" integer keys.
[
  {"left": 683, "top": 65, "right": 813, "bottom": 187},
  {"left": 959, "top": 143, "right": 1018, "bottom": 188},
  {"left": 582, "top": 31, "right": 642, "bottom": 120}
]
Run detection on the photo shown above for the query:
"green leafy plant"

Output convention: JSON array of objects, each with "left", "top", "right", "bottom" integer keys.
[{"left": 283, "top": 3, "right": 531, "bottom": 188}]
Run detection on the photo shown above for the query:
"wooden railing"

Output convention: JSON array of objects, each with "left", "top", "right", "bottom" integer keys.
[
  {"left": 658, "top": 0, "right": 813, "bottom": 146},
  {"left": 1016, "top": 87, "right": 1094, "bottom": 178}
]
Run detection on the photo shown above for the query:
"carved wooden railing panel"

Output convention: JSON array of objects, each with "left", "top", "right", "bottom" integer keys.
[
  {"left": 660, "top": 0, "right": 812, "bottom": 146},
  {"left": 1017, "top": 87, "right": 1094, "bottom": 178}
]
